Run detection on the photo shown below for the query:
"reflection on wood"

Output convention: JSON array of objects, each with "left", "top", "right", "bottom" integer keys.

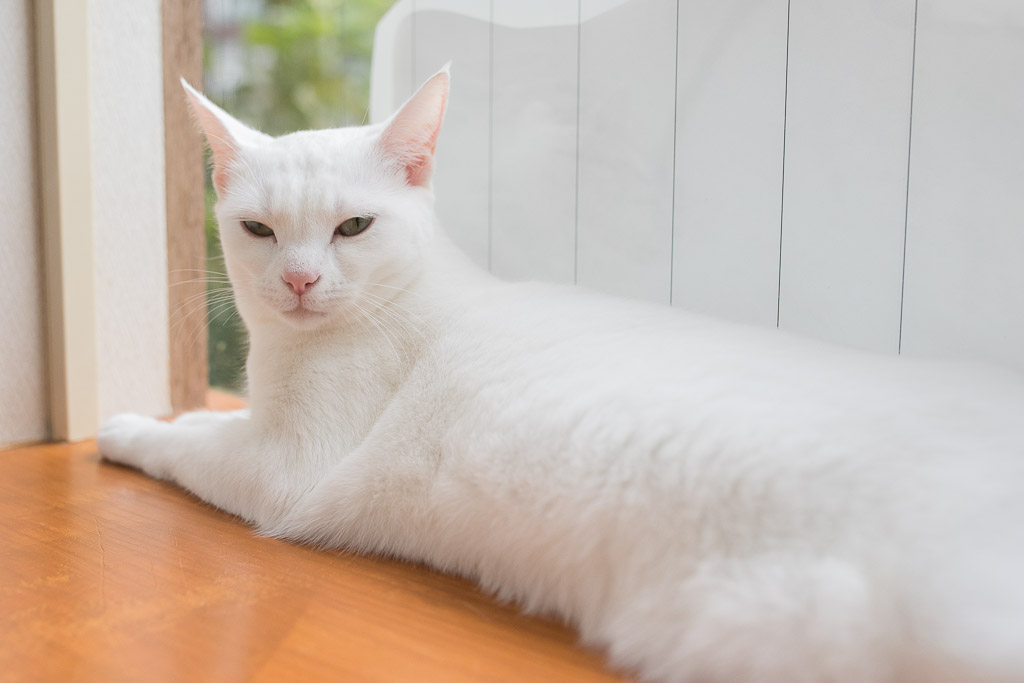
[{"left": 0, "top": 397, "right": 623, "bottom": 682}]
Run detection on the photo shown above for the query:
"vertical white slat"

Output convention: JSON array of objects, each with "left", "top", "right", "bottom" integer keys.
[
  {"left": 91, "top": 0, "right": 171, "bottom": 422},
  {"left": 370, "top": 0, "right": 416, "bottom": 123},
  {"left": 413, "top": 0, "right": 492, "bottom": 268},
  {"left": 672, "top": 0, "right": 789, "bottom": 326},
  {"left": 35, "top": 0, "right": 100, "bottom": 441},
  {"left": 779, "top": 0, "right": 916, "bottom": 352},
  {"left": 490, "top": 1, "right": 578, "bottom": 283},
  {"left": 577, "top": 0, "right": 677, "bottom": 303},
  {"left": 900, "top": 0, "right": 1024, "bottom": 371}
]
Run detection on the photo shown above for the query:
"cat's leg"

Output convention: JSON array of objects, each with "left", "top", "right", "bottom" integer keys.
[
  {"left": 259, "top": 436, "right": 436, "bottom": 555},
  {"left": 170, "top": 408, "right": 250, "bottom": 427},
  {"left": 98, "top": 410, "right": 298, "bottom": 526}
]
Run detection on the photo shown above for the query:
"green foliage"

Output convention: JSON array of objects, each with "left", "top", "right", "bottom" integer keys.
[
  {"left": 204, "top": 0, "right": 395, "bottom": 390},
  {"left": 205, "top": 185, "right": 247, "bottom": 391},
  {"left": 228, "top": 0, "right": 394, "bottom": 134}
]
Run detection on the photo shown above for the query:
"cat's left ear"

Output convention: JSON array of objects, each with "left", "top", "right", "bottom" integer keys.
[
  {"left": 180, "top": 79, "right": 266, "bottom": 196},
  {"left": 378, "top": 65, "right": 450, "bottom": 187}
]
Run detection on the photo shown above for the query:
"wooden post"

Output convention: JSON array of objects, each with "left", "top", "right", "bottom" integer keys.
[{"left": 162, "top": 0, "right": 208, "bottom": 411}]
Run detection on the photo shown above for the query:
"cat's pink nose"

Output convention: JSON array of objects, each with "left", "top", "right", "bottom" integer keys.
[{"left": 283, "top": 271, "right": 320, "bottom": 296}]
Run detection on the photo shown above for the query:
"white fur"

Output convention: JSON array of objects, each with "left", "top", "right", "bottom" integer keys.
[{"left": 100, "top": 71, "right": 1024, "bottom": 682}]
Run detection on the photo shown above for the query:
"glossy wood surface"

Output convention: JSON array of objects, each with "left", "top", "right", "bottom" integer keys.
[{"left": 0, "top": 398, "right": 624, "bottom": 682}]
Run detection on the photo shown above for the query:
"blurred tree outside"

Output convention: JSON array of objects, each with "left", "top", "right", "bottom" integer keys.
[{"left": 202, "top": 0, "right": 396, "bottom": 391}]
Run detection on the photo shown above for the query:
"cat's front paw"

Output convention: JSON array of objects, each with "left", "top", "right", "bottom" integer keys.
[{"left": 97, "top": 413, "right": 163, "bottom": 471}]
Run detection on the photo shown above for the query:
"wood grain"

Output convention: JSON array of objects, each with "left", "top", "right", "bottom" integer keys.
[
  {"left": 163, "top": 0, "right": 208, "bottom": 412},
  {"left": 0, "top": 406, "right": 625, "bottom": 681}
]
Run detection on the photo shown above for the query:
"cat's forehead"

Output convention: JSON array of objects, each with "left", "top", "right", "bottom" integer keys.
[
  {"left": 254, "top": 127, "right": 373, "bottom": 177},
  {"left": 236, "top": 127, "right": 383, "bottom": 218}
]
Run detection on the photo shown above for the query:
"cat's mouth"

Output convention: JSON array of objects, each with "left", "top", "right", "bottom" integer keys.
[{"left": 282, "top": 304, "right": 327, "bottom": 323}]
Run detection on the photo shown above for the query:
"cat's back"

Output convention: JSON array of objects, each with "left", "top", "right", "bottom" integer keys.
[
  {"left": 436, "top": 279, "right": 1024, "bottom": 447},
  {"left": 424, "top": 278, "right": 1024, "bottom": 548}
]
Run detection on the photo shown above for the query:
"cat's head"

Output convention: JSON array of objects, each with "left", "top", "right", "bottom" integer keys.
[{"left": 183, "top": 68, "right": 450, "bottom": 331}]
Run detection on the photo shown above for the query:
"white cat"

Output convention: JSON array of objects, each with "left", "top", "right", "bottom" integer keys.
[{"left": 99, "top": 68, "right": 1024, "bottom": 683}]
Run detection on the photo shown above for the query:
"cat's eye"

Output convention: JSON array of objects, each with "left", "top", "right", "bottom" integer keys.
[
  {"left": 336, "top": 215, "right": 374, "bottom": 237},
  {"left": 242, "top": 220, "right": 275, "bottom": 238}
]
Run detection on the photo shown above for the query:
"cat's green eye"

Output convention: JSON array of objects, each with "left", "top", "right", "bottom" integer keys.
[
  {"left": 336, "top": 215, "right": 374, "bottom": 237},
  {"left": 242, "top": 220, "right": 274, "bottom": 238}
]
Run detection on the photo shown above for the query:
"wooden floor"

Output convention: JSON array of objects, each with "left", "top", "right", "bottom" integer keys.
[{"left": 0, "top": 397, "right": 625, "bottom": 682}]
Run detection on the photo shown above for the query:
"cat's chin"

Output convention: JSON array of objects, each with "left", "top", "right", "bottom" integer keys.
[{"left": 278, "top": 305, "right": 331, "bottom": 329}]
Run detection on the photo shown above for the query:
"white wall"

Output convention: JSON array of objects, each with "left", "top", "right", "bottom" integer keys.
[
  {"left": 0, "top": 0, "right": 49, "bottom": 447},
  {"left": 90, "top": 0, "right": 172, "bottom": 421},
  {"left": 1, "top": 1, "right": 171, "bottom": 446},
  {"left": 372, "top": 0, "right": 1024, "bottom": 372},
  {"left": 779, "top": 0, "right": 916, "bottom": 353},
  {"left": 900, "top": 0, "right": 1024, "bottom": 370}
]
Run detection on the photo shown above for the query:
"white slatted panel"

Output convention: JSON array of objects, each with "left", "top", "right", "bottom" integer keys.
[
  {"left": 490, "top": 0, "right": 578, "bottom": 283},
  {"left": 414, "top": 0, "right": 491, "bottom": 268},
  {"left": 369, "top": 1, "right": 415, "bottom": 123},
  {"left": 371, "top": 0, "right": 1024, "bottom": 371},
  {"left": 778, "top": 0, "right": 916, "bottom": 352},
  {"left": 900, "top": 0, "right": 1024, "bottom": 370},
  {"left": 672, "top": 0, "right": 788, "bottom": 326},
  {"left": 576, "top": 0, "right": 677, "bottom": 303}
]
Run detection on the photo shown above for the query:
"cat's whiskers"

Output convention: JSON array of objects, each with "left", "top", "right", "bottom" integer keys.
[
  {"left": 361, "top": 298, "right": 420, "bottom": 348},
  {"left": 349, "top": 303, "right": 403, "bottom": 364},
  {"left": 349, "top": 301, "right": 406, "bottom": 366},
  {"left": 361, "top": 289, "right": 427, "bottom": 321},
  {"left": 171, "top": 301, "right": 234, "bottom": 350},
  {"left": 181, "top": 308, "right": 229, "bottom": 353},
  {"left": 205, "top": 293, "right": 238, "bottom": 316},
  {"left": 170, "top": 277, "right": 232, "bottom": 288},
  {"left": 219, "top": 303, "right": 241, "bottom": 328},
  {"left": 170, "top": 287, "right": 238, "bottom": 356},
  {"left": 168, "top": 271, "right": 233, "bottom": 305},
  {"left": 168, "top": 270, "right": 234, "bottom": 293},
  {"left": 170, "top": 288, "right": 234, "bottom": 320},
  {"left": 365, "top": 282, "right": 430, "bottom": 301},
  {"left": 364, "top": 282, "right": 432, "bottom": 316},
  {"left": 362, "top": 306, "right": 427, "bottom": 348},
  {"left": 365, "top": 306, "right": 426, "bottom": 352},
  {"left": 356, "top": 302, "right": 411, "bottom": 365},
  {"left": 360, "top": 292, "right": 430, "bottom": 346},
  {"left": 339, "top": 307, "right": 379, "bottom": 358},
  {"left": 183, "top": 296, "right": 239, "bottom": 352},
  {"left": 203, "top": 131, "right": 240, "bottom": 155},
  {"left": 169, "top": 299, "right": 225, "bottom": 338},
  {"left": 171, "top": 268, "right": 232, "bottom": 276}
]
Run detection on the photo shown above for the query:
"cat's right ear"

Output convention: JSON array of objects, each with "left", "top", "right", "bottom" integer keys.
[
  {"left": 180, "top": 79, "right": 263, "bottom": 196},
  {"left": 378, "top": 66, "right": 450, "bottom": 187}
]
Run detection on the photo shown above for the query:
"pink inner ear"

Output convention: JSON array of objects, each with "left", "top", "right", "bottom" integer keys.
[
  {"left": 199, "top": 116, "right": 236, "bottom": 195},
  {"left": 379, "top": 71, "right": 449, "bottom": 187},
  {"left": 210, "top": 164, "right": 232, "bottom": 196},
  {"left": 405, "top": 150, "right": 433, "bottom": 188},
  {"left": 381, "top": 118, "right": 437, "bottom": 186}
]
